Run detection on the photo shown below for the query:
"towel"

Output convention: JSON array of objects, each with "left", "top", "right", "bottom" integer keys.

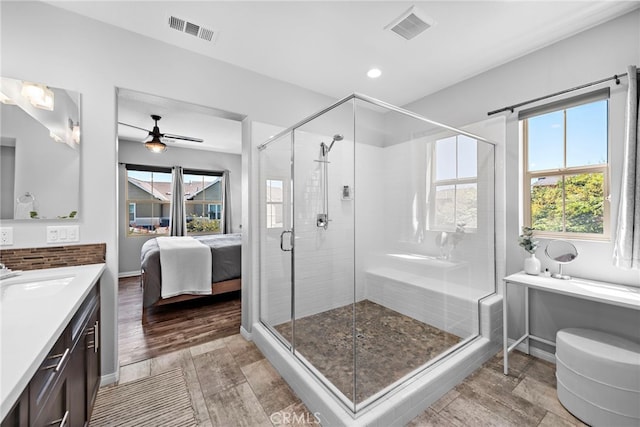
[{"left": 157, "top": 236, "right": 212, "bottom": 299}]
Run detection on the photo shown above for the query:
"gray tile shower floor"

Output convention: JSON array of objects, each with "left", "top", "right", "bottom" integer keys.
[{"left": 274, "top": 300, "right": 461, "bottom": 403}]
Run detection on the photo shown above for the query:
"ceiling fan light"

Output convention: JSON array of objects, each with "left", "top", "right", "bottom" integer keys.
[{"left": 145, "top": 136, "right": 167, "bottom": 153}]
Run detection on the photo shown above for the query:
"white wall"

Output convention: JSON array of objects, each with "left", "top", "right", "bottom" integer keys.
[
  {"left": 117, "top": 139, "right": 243, "bottom": 275},
  {"left": 1, "top": 1, "right": 347, "bottom": 382},
  {"left": 398, "top": 10, "right": 640, "bottom": 345}
]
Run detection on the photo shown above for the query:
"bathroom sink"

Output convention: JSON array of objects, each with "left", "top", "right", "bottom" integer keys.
[{"left": 0, "top": 275, "right": 75, "bottom": 302}]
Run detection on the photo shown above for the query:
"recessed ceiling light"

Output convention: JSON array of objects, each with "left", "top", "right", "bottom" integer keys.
[{"left": 367, "top": 68, "right": 382, "bottom": 79}]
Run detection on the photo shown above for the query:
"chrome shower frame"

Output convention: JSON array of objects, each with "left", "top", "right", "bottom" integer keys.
[{"left": 257, "top": 92, "right": 499, "bottom": 420}]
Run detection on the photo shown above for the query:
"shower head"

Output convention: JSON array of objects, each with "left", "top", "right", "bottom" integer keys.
[{"left": 326, "top": 134, "right": 344, "bottom": 153}]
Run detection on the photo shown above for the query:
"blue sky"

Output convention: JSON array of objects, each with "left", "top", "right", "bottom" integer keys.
[
  {"left": 128, "top": 170, "right": 172, "bottom": 182},
  {"left": 528, "top": 100, "right": 607, "bottom": 171}
]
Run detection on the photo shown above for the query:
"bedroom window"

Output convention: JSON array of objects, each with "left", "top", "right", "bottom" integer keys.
[
  {"left": 184, "top": 171, "right": 223, "bottom": 234},
  {"left": 431, "top": 135, "right": 478, "bottom": 231},
  {"left": 521, "top": 89, "right": 609, "bottom": 239},
  {"left": 126, "top": 167, "right": 172, "bottom": 235},
  {"left": 208, "top": 203, "right": 222, "bottom": 220},
  {"left": 266, "top": 179, "right": 284, "bottom": 228}
]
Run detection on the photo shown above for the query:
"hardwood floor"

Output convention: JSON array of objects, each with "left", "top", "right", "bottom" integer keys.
[{"left": 118, "top": 275, "right": 241, "bottom": 366}]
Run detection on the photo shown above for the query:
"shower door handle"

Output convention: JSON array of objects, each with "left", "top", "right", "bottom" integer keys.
[{"left": 280, "top": 230, "right": 293, "bottom": 252}]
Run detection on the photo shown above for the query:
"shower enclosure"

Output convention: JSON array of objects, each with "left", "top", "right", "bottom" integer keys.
[{"left": 258, "top": 93, "right": 496, "bottom": 418}]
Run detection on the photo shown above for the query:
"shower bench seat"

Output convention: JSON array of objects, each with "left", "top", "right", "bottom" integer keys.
[{"left": 365, "top": 267, "right": 489, "bottom": 338}]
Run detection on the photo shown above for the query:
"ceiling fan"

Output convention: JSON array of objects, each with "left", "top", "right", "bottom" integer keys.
[{"left": 118, "top": 114, "right": 203, "bottom": 153}]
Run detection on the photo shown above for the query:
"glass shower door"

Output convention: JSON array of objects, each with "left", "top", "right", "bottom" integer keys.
[
  {"left": 291, "top": 100, "right": 357, "bottom": 409},
  {"left": 259, "top": 132, "right": 294, "bottom": 347}
]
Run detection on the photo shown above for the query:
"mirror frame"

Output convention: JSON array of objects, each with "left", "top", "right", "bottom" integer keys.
[{"left": 545, "top": 240, "right": 578, "bottom": 279}]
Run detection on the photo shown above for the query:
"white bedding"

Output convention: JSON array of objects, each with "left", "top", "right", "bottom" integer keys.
[{"left": 157, "top": 236, "right": 212, "bottom": 298}]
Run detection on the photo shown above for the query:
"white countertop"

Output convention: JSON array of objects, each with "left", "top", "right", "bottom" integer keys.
[
  {"left": 0, "top": 263, "right": 105, "bottom": 420},
  {"left": 504, "top": 271, "right": 640, "bottom": 311}
]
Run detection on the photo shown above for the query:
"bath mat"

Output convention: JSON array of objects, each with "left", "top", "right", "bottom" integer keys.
[{"left": 90, "top": 368, "right": 197, "bottom": 427}]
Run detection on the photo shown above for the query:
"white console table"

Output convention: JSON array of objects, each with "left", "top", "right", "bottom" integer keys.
[{"left": 502, "top": 272, "right": 640, "bottom": 375}]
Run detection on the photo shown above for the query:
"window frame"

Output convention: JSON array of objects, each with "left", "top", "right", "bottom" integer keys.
[
  {"left": 265, "top": 178, "right": 285, "bottom": 230},
  {"left": 521, "top": 93, "right": 610, "bottom": 241},
  {"left": 125, "top": 165, "right": 172, "bottom": 237},
  {"left": 429, "top": 135, "right": 479, "bottom": 232},
  {"left": 184, "top": 169, "right": 224, "bottom": 235}
]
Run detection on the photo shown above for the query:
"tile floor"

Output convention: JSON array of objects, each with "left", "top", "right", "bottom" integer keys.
[
  {"left": 274, "top": 300, "right": 460, "bottom": 404},
  {"left": 117, "top": 335, "right": 585, "bottom": 426}
]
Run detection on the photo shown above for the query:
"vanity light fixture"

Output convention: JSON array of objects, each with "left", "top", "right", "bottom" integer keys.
[
  {"left": 68, "top": 118, "right": 80, "bottom": 144},
  {"left": 49, "top": 131, "right": 63, "bottom": 143},
  {"left": 367, "top": 68, "right": 382, "bottom": 79},
  {"left": 0, "top": 91, "right": 15, "bottom": 105},
  {"left": 72, "top": 123, "right": 80, "bottom": 144},
  {"left": 145, "top": 134, "right": 167, "bottom": 153},
  {"left": 21, "top": 81, "right": 54, "bottom": 111}
]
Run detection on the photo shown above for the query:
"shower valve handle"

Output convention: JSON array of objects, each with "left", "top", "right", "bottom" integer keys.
[{"left": 280, "top": 230, "right": 293, "bottom": 252}]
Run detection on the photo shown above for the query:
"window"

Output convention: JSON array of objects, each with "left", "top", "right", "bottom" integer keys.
[
  {"left": 522, "top": 90, "right": 609, "bottom": 238},
  {"left": 128, "top": 203, "right": 136, "bottom": 223},
  {"left": 208, "top": 203, "right": 222, "bottom": 220},
  {"left": 266, "top": 179, "right": 284, "bottom": 228},
  {"left": 432, "top": 135, "right": 478, "bottom": 230},
  {"left": 184, "top": 171, "right": 223, "bottom": 234},
  {"left": 126, "top": 167, "right": 172, "bottom": 236},
  {"left": 125, "top": 166, "right": 225, "bottom": 236}
]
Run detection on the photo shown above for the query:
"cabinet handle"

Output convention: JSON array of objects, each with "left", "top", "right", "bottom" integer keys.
[
  {"left": 94, "top": 320, "right": 99, "bottom": 353},
  {"left": 49, "top": 409, "right": 69, "bottom": 426},
  {"left": 40, "top": 348, "right": 70, "bottom": 372}
]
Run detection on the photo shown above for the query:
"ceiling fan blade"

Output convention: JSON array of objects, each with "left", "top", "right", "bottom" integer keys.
[
  {"left": 118, "top": 122, "right": 151, "bottom": 133},
  {"left": 162, "top": 133, "right": 204, "bottom": 143}
]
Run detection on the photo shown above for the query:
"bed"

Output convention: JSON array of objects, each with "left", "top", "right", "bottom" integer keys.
[{"left": 140, "top": 233, "right": 241, "bottom": 318}]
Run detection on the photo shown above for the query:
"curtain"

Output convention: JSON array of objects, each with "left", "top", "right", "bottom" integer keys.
[
  {"left": 169, "top": 166, "right": 187, "bottom": 236},
  {"left": 222, "top": 170, "right": 231, "bottom": 234},
  {"left": 613, "top": 65, "right": 640, "bottom": 269}
]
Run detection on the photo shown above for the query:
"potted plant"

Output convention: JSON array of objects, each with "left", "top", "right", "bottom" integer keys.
[{"left": 518, "top": 226, "right": 540, "bottom": 275}]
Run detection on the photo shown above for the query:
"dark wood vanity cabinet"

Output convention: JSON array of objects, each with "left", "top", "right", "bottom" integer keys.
[{"left": 1, "top": 281, "right": 101, "bottom": 427}]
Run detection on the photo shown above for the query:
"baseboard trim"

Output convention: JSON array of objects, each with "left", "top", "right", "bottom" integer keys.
[
  {"left": 118, "top": 270, "right": 141, "bottom": 278},
  {"left": 101, "top": 370, "right": 119, "bottom": 387},
  {"left": 508, "top": 339, "right": 556, "bottom": 364},
  {"left": 240, "top": 325, "right": 252, "bottom": 341}
]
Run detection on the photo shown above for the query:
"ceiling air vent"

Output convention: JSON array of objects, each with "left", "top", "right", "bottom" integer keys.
[
  {"left": 168, "top": 16, "right": 185, "bottom": 32},
  {"left": 385, "top": 6, "right": 434, "bottom": 41},
  {"left": 168, "top": 15, "right": 218, "bottom": 43}
]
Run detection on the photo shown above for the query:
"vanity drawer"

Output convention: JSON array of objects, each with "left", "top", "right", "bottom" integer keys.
[{"left": 29, "top": 328, "right": 71, "bottom": 422}]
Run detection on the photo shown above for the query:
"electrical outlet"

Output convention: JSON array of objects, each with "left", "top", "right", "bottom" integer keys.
[
  {"left": 0, "top": 227, "right": 14, "bottom": 246},
  {"left": 47, "top": 226, "right": 59, "bottom": 243}
]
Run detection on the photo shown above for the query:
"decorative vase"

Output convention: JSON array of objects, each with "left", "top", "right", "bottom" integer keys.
[{"left": 524, "top": 253, "right": 541, "bottom": 275}]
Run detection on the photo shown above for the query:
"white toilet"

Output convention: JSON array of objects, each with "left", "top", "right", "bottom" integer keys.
[{"left": 556, "top": 328, "right": 640, "bottom": 427}]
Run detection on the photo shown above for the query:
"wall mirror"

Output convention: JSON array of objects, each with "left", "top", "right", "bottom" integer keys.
[
  {"left": 0, "top": 77, "right": 81, "bottom": 220},
  {"left": 545, "top": 240, "right": 578, "bottom": 279}
]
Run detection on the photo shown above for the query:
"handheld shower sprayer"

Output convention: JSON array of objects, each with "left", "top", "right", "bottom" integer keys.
[
  {"left": 321, "top": 134, "right": 344, "bottom": 157},
  {"left": 317, "top": 134, "right": 344, "bottom": 229}
]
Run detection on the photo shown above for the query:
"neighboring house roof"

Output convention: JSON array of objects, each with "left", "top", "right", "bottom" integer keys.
[
  {"left": 186, "top": 177, "right": 220, "bottom": 200},
  {"left": 128, "top": 177, "right": 219, "bottom": 201},
  {"left": 531, "top": 176, "right": 561, "bottom": 187},
  {"left": 128, "top": 178, "right": 170, "bottom": 201}
]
